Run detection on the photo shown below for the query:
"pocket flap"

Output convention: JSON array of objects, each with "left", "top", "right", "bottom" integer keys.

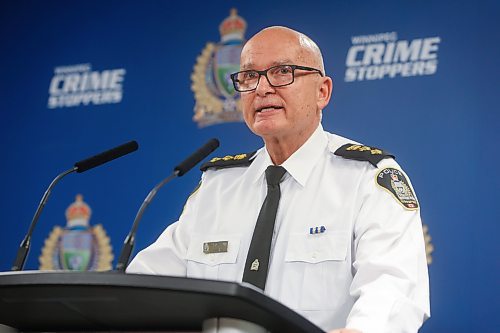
[
  {"left": 285, "top": 232, "right": 349, "bottom": 263},
  {"left": 186, "top": 234, "right": 240, "bottom": 266}
]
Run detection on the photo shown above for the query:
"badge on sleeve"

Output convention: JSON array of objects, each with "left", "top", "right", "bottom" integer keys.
[{"left": 376, "top": 168, "right": 419, "bottom": 210}]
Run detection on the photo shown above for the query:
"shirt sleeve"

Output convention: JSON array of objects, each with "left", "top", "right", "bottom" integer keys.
[
  {"left": 345, "top": 160, "right": 430, "bottom": 333},
  {"left": 126, "top": 175, "right": 204, "bottom": 276}
]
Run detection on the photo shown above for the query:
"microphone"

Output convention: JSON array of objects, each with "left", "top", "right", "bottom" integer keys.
[
  {"left": 11, "top": 140, "right": 139, "bottom": 271},
  {"left": 116, "top": 138, "right": 220, "bottom": 272},
  {"left": 174, "top": 138, "right": 220, "bottom": 176},
  {"left": 74, "top": 141, "right": 139, "bottom": 173}
]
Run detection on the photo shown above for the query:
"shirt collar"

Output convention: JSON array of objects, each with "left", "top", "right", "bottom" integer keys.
[{"left": 247, "top": 124, "right": 328, "bottom": 187}]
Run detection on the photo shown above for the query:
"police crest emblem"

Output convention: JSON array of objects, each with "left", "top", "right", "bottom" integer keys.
[
  {"left": 376, "top": 168, "right": 419, "bottom": 210},
  {"left": 191, "top": 9, "right": 247, "bottom": 127},
  {"left": 39, "top": 194, "right": 113, "bottom": 271}
]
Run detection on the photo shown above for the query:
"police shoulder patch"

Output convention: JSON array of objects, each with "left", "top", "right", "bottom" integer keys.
[
  {"left": 200, "top": 151, "right": 257, "bottom": 171},
  {"left": 334, "top": 143, "right": 394, "bottom": 167},
  {"left": 376, "top": 167, "right": 419, "bottom": 210}
]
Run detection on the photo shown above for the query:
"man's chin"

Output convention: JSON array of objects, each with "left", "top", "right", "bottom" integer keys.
[{"left": 251, "top": 123, "right": 283, "bottom": 139}]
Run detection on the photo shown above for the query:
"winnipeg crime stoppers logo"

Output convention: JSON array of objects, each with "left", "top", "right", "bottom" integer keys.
[
  {"left": 48, "top": 63, "right": 126, "bottom": 109},
  {"left": 345, "top": 32, "right": 440, "bottom": 82}
]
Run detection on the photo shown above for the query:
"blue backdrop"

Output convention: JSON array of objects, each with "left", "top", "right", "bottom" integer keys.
[{"left": 1, "top": 1, "right": 498, "bottom": 331}]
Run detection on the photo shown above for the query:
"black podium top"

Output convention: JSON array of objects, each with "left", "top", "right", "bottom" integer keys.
[{"left": 0, "top": 271, "right": 325, "bottom": 332}]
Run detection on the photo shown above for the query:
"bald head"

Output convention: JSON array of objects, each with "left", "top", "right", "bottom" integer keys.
[
  {"left": 238, "top": 26, "right": 333, "bottom": 160},
  {"left": 242, "top": 26, "right": 325, "bottom": 74}
]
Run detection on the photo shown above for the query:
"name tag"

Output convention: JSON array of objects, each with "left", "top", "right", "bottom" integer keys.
[{"left": 203, "top": 241, "right": 228, "bottom": 254}]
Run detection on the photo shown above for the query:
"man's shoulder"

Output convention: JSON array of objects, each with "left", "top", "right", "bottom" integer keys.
[
  {"left": 200, "top": 150, "right": 259, "bottom": 172},
  {"left": 325, "top": 131, "right": 394, "bottom": 168},
  {"left": 324, "top": 131, "right": 419, "bottom": 208}
]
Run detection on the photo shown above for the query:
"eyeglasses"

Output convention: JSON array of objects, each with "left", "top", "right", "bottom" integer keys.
[{"left": 230, "top": 64, "right": 324, "bottom": 92}]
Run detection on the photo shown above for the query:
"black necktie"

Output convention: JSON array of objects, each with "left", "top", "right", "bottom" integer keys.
[{"left": 242, "top": 165, "right": 287, "bottom": 290}]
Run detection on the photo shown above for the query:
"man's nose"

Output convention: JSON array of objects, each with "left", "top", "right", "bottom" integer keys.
[{"left": 255, "top": 74, "right": 276, "bottom": 96}]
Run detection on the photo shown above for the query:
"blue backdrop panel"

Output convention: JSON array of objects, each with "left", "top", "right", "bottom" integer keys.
[{"left": 0, "top": 1, "right": 498, "bottom": 331}]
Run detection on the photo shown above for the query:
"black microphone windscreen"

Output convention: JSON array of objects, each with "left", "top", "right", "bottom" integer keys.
[
  {"left": 74, "top": 140, "right": 139, "bottom": 173},
  {"left": 174, "top": 138, "right": 219, "bottom": 176}
]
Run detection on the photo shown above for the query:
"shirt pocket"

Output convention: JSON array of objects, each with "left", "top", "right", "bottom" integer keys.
[
  {"left": 186, "top": 234, "right": 241, "bottom": 280},
  {"left": 284, "top": 232, "right": 351, "bottom": 311},
  {"left": 285, "top": 232, "right": 348, "bottom": 263}
]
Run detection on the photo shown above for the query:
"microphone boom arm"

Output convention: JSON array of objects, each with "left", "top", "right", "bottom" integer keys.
[
  {"left": 11, "top": 166, "right": 78, "bottom": 271},
  {"left": 115, "top": 170, "right": 179, "bottom": 272},
  {"left": 116, "top": 138, "right": 219, "bottom": 272},
  {"left": 11, "top": 140, "right": 138, "bottom": 271}
]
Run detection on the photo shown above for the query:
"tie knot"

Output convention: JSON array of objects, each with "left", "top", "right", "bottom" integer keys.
[{"left": 265, "top": 165, "right": 286, "bottom": 186}]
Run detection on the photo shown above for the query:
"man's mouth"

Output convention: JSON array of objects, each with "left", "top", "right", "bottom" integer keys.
[{"left": 256, "top": 106, "right": 284, "bottom": 113}]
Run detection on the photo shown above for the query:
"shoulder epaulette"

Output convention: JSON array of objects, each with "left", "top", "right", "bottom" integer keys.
[
  {"left": 200, "top": 151, "right": 257, "bottom": 171},
  {"left": 334, "top": 143, "right": 394, "bottom": 167}
]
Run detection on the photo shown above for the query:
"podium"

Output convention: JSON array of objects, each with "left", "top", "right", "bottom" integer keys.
[{"left": 0, "top": 271, "right": 325, "bottom": 332}]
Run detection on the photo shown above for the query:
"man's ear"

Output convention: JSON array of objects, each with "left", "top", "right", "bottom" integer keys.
[{"left": 317, "top": 76, "right": 333, "bottom": 111}]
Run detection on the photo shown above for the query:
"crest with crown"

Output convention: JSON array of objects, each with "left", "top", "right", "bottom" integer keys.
[
  {"left": 39, "top": 194, "right": 113, "bottom": 271},
  {"left": 191, "top": 9, "right": 248, "bottom": 127},
  {"left": 219, "top": 8, "right": 247, "bottom": 42},
  {"left": 65, "top": 194, "right": 92, "bottom": 228}
]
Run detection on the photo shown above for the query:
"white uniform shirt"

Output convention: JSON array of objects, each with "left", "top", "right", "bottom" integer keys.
[{"left": 127, "top": 124, "right": 430, "bottom": 333}]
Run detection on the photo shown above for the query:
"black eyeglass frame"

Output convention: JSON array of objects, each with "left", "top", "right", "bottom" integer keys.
[{"left": 230, "top": 64, "right": 324, "bottom": 92}]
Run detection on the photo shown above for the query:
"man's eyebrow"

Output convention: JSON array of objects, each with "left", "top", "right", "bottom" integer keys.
[
  {"left": 240, "top": 62, "right": 254, "bottom": 70},
  {"left": 271, "top": 59, "right": 293, "bottom": 66},
  {"left": 240, "top": 59, "right": 294, "bottom": 70}
]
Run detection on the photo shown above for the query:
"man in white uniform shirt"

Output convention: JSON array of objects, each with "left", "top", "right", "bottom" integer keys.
[{"left": 127, "top": 26, "right": 430, "bottom": 333}]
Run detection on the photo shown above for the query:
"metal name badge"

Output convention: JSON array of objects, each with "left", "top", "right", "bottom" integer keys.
[{"left": 203, "top": 241, "right": 229, "bottom": 254}]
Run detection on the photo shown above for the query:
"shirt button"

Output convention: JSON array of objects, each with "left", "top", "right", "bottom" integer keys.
[{"left": 312, "top": 252, "right": 317, "bottom": 259}]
